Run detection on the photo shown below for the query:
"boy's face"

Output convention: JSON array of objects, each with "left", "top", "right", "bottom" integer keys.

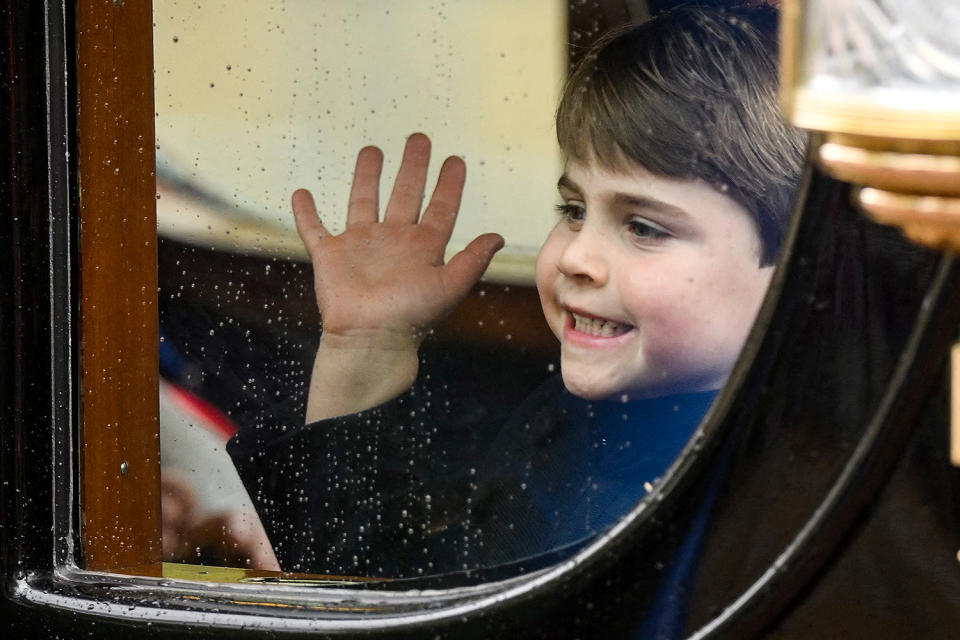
[{"left": 535, "top": 157, "right": 774, "bottom": 400}]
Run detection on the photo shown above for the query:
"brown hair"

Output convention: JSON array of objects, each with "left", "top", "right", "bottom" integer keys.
[{"left": 556, "top": 5, "right": 805, "bottom": 265}]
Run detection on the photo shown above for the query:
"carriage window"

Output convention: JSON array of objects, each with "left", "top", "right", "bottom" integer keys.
[
  {"left": 13, "top": 2, "right": 949, "bottom": 636},
  {"left": 144, "top": 1, "right": 799, "bottom": 580},
  {"left": 152, "top": 0, "right": 564, "bottom": 574}
]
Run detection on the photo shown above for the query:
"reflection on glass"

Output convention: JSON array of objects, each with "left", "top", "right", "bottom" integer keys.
[
  {"left": 153, "top": 0, "right": 564, "bottom": 279},
  {"left": 153, "top": 2, "right": 804, "bottom": 579},
  {"left": 153, "top": 0, "right": 563, "bottom": 571}
]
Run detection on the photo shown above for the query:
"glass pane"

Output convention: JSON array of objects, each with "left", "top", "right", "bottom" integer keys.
[
  {"left": 152, "top": 1, "right": 802, "bottom": 580},
  {"left": 154, "top": 0, "right": 564, "bottom": 573},
  {"left": 789, "top": 0, "right": 960, "bottom": 138},
  {"left": 153, "top": 0, "right": 564, "bottom": 279}
]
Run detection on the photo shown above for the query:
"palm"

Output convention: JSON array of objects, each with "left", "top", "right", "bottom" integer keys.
[
  {"left": 310, "top": 221, "right": 466, "bottom": 337},
  {"left": 293, "top": 134, "right": 503, "bottom": 347}
]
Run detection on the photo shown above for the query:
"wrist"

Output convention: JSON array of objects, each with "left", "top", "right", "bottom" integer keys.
[
  {"left": 318, "top": 326, "right": 422, "bottom": 353},
  {"left": 305, "top": 335, "right": 420, "bottom": 423}
]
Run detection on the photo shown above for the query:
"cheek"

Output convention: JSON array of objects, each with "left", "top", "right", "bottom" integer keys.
[
  {"left": 621, "top": 261, "right": 737, "bottom": 350},
  {"left": 666, "top": 261, "right": 771, "bottom": 353},
  {"left": 534, "top": 244, "right": 553, "bottom": 293},
  {"left": 620, "top": 265, "right": 699, "bottom": 327},
  {"left": 536, "top": 227, "right": 565, "bottom": 274},
  {"left": 705, "top": 258, "right": 772, "bottom": 324},
  {"left": 535, "top": 232, "right": 564, "bottom": 335},
  {"left": 535, "top": 230, "right": 568, "bottom": 296}
]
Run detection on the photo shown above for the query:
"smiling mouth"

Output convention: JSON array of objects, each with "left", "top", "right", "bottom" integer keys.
[{"left": 569, "top": 311, "right": 634, "bottom": 338}]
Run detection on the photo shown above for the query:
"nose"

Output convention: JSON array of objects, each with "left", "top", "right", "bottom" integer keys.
[{"left": 556, "top": 226, "right": 608, "bottom": 286}]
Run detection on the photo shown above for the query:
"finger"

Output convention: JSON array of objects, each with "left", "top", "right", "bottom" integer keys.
[
  {"left": 420, "top": 155, "right": 466, "bottom": 246},
  {"left": 347, "top": 146, "right": 384, "bottom": 226},
  {"left": 441, "top": 233, "right": 505, "bottom": 297},
  {"left": 292, "top": 189, "right": 331, "bottom": 258},
  {"left": 384, "top": 132, "right": 431, "bottom": 224}
]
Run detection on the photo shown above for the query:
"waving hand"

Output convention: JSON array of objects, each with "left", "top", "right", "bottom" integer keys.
[{"left": 293, "top": 133, "right": 504, "bottom": 422}]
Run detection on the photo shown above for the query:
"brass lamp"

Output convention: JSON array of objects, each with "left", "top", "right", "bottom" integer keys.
[
  {"left": 779, "top": 0, "right": 960, "bottom": 463},
  {"left": 781, "top": 0, "right": 960, "bottom": 248}
]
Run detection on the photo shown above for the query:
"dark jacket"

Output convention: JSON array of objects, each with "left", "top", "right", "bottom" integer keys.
[{"left": 227, "top": 375, "right": 715, "bottom": 578}]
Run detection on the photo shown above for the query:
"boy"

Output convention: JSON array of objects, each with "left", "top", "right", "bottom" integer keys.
[{"left": 228, "top": 4, "right": 804, "bottom": 577}]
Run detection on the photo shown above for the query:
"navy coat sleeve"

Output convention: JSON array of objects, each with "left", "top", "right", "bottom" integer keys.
[{"left": 225, "top": 382, "right": 511, "bottom": 576}]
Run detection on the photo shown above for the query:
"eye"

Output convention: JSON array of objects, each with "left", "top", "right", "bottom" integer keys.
[
  {"left": 627, "top": 217, "right": 672, "bottom": 241},
  {"left": 555, "top": 202, "right": 585, "bottom": 226}
]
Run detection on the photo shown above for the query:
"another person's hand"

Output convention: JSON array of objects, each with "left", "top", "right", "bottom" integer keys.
[
  {"left": 161, "top": 470, "right": 280, "bottom": 570},
  {"left": 161, "top": 469, "right": 198, "bottom": 562},
  {"left": 294, "top": 133, "right": 504, "bottom": 422}
]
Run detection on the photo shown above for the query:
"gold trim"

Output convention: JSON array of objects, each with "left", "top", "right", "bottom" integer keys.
[
  {"left": 858, "top": 188, "right": 960, "bottom": 251},
  {"left": 824, "top": 134, "right": 960, "bottom": 155},
  {"left": 952, "top": 343, "right": 960, "bottom": 467},
  {"left": 162, "top": 563, "right": 272, "bottom": 583},
  {"left": 792, "top": 90, "right": 960, "bottom": 141},
  {"left": 181, "top": 595, "right": 378, "bottom": 613},
  {"left": 161, "top": 561, "right": 386, "bottom": 586},
  {"left": 778, "top": 0, "right": 803, "bottom": 120},
  {"left": 818, "top": 143, "right": 960, "bottom": 195},
  {"left": 859, "top": 189, "right": 960, "bottom": 218}
]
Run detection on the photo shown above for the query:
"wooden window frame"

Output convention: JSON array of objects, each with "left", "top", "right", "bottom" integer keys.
[{"left": 77, "top": 0, "right": 162, "bottom": 573}]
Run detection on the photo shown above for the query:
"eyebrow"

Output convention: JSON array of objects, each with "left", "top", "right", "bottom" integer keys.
[{"left": 557, "top": 174, "right": 693, "bottom": 221}]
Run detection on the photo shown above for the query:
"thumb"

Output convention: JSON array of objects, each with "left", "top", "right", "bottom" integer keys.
[{"left": 442, "top": 233, "right": 505, "bottom": 297}]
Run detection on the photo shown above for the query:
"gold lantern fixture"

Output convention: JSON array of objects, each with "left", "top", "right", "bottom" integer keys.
[
  {"left": 780, "top": 0, "right": 960, "bottom": 466},
  {"left": 780, "top": 0, "right": 960, "bottom": 251}
]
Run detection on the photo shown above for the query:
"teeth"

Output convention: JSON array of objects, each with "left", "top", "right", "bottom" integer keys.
[{"left": 572, "top": 313, "right": 630, "bottom": 337}]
